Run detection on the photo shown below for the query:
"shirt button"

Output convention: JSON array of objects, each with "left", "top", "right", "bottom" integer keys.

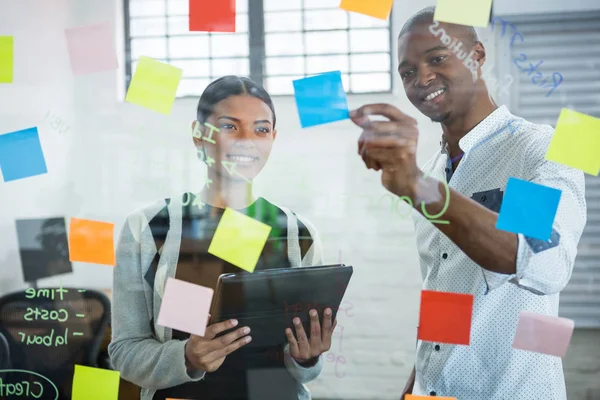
[
  {"left": 442, "top": 253, "right": 448, "bottom": 259},
  {"left": 430, "top": 391, "right": 437, "bottom": 396},
  {"left": 435, "top": 344, "right": 440, "bottom": 351}
]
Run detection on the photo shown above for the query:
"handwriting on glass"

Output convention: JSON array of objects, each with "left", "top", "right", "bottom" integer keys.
[
  {"left": 17, "top": 286, "right": 85, "bottom": 346},
  {"left": 428, "top": 21, "right": 479, "bottom": 81},
  {"left": 0, "top": 369, "right": 59, "bottom": 399},
  {"left": 490, "top": 17, "right": 563, "bottom": 97},
  {"left": 45, "top": 111, "right": 70, "bottom": 135}
]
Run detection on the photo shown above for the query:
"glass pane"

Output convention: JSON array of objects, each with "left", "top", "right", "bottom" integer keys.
[
  {"left": 265, "top": 75, "right": 304, "bottom": 95},
  {"left": 131, "top": 38, "right": 167, "bottom": 59},
  {"left": 303, "top": 0, "right": 340, "bottom": 9},
  {"left": 210, "top": 34, "right": 249, "bottom": 57},
  {"left": 350, "top": 73, "right": 390, "bottom": 92},
  {"left": 265, "top": 11, "right": 302, "bottom": 32},
  {"left": 130, "top": 58, "right": 168, "bottom": 76},
  {"left": 266, "top": 56, "right": 305, "bottom": 76},
  {"left": 349, "top": 29, "right": 389, "bottom": 53},
  {"left": 130, "top": 17, "right": 167, "bottom": 37},
  {"left": 305, "top": 31, "right": 349, "bottom": 55},
  {"left": 177, "top": 78, "right": 211, "bottom": 97},
  {"left": 236, "top": 13, "right": 249, "bottom": 33},
  {"left": 167, "top": 36, "right": 210, "bottom": 58},
  {"left": 129, "top": 0, "right": 166, "bottom": 17},
  {"left": 210, "top": 58, "right": 250, "bottom": 77},
  {"left": 306, "top": 55, "right": 349, "bottom": 74},
  {"left": 265, "top": 33, "right": 304, "bottom": 56},
  {"left": 168, "top": 16, "right": 192, "bottom": 35},
  {"left": 170, "top": 59, "right": 211, "bottom": 78},
  {"left": 264, "top": 0, "right": 302, "bottom": 11},
  {"left": 236, "top": 0, "right": 248, "bottom": 13},
  {"left": 304, "top": 10, "right": 348, "bottom": 31},
  {"left": 350, "top": 53, "right": 390, "bottom": 73},
  {"left": 349, "top": 12, "right": 390, "bottom": 28},
  {"left": 167, "top": 0, "right": 188, "bottom": 15}
]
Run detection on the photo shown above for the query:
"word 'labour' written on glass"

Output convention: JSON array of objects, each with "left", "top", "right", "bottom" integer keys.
[
  {"left": 17, "top": 285, "right": 86, "bottom": 347},
  {"left": 0, "top": 369, "right": 58, "bottom": 399}
]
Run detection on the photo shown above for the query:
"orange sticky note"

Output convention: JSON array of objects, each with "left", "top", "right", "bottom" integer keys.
[
  {"left": 339, "top": 0, "right": 394, "bottom": 20},
  {"left": 68, "top": 218, "right": 115, "bottom": 266},
  {"left": 189, "top": 0, "right": 236, "bottom": 32},
  {"left": 418, "top": 290, "right": 474, "bottom": 345},
  {"left": 405, "top": 395, "right": 457, "bottom": 400}
]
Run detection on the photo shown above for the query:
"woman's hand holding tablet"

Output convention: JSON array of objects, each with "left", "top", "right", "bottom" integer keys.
[
  {"left": 184, "top": 318, "right": 252, "bottom": 373},
  {"left": 286, "top": 308, "right": 338, "bottom": 366}
]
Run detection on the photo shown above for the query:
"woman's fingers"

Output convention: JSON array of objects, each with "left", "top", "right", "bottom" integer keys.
[
  {"left": 203, "top": 334, "right": 253, "bottom": 364},
  {"left": 321, "top": 308, "right": 334, "bottom": 349},
  {"left": 285, "top": 327, "right": 299, "bottom": 356},
  {"left": 204, "top": 319, "right": 239, "bottom": 340},
  {"left": 308, "top": 309, "right": 322, "bottom": 350},
  {"left": 292, "top": 317, "right": 310, "bottom": 358}
]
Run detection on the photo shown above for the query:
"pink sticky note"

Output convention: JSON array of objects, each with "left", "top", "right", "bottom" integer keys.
[
  {"left": 512, "top": 311, "right": 574, "bottom": 357},
  {"left": 65, "top": 22, "right": 118, "bottom": 75},
  {"left": 157, "top": 278, "right": 214, "bottom": 336}
]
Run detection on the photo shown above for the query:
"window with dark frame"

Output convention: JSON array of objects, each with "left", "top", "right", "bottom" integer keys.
[{"left": 124, "top": 0, "right": 393, "bottom": 97}]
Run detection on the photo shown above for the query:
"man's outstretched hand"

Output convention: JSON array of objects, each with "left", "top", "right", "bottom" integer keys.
[{"left": 350, "top": 103, "right": 424, "bottom": 199}]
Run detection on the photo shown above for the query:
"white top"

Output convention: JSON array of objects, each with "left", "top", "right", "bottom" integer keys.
[{"left": 411, "top": 106, "right": 587, "bottom": 399}]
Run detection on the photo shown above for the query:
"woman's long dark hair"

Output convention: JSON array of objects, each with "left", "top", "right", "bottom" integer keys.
[{"left": 196, "top": 75, "right": 276, "bottom": 129}]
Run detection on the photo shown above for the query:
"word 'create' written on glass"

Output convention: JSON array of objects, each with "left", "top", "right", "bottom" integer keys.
[
  {"left": 17, "top": 285, "right": 86, "bottom": 347},
  {"left": 192, "top": 121, "right": 250, "bottom": 185},
  {"left": 0, "top": 369, "right": 59, "bottom": 399}
]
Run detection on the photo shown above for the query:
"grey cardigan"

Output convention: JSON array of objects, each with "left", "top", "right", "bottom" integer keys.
[{"left": 108, "top": 196, "right": 325, "bottom": 400}]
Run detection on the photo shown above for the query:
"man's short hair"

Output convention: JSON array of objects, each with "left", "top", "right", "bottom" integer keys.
[{"left": 398, "top": 6, "right": 479, "bottom": 46}]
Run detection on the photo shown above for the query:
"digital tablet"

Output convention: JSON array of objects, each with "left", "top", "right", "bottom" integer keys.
[{"left": 209, "top": 264, "right": 353, "bottom": 347}]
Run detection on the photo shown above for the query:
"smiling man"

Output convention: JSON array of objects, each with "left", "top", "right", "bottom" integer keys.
[{"left": 349, "top": 6, "right": 587, "bottom": 400}]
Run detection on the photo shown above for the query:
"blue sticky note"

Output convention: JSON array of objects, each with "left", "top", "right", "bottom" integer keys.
[
  {"left": 0, "top": 127, "right": 48, "bottom": 182},
  {"left": 496, "top": 178, "right": 562, "bottom": 241},
  {"left": 293, "top": 71, "right": 349, "bottom": 128}
]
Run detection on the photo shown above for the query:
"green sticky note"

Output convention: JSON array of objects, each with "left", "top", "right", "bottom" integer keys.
[
  {"left": 545, "top": 108, "right": 600, "bottom": 176},
  {"left": 208, "top": 207, "right": 272, "bottom": 273},
  {"left": 433, "top": 0, "right": 493, "bottom": 28},
  {"left": 0, "top": 36, "right": 14, "bottom": 83},
  {"left": 72, "top": 365, "right": 120, "bottom": 400},
  {"left": 125, "top": 56, "right": 182, "bottom": 115}
]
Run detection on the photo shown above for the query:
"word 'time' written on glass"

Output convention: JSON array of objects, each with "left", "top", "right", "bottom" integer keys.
[{"left": 17, "top": 283, "right": 87, "bottom": 347}]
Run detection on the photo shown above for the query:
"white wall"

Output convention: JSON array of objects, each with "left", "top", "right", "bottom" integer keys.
[{"left": 0, "top": 0, "right": 510, "bottom": 398}]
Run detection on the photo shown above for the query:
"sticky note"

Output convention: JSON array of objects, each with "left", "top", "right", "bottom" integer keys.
[
  {"left": 68, "top": 218, "right": 115, "bottom": 266},
  {"left": 208, "top": 207, "right": 272, "bottom": 272},
  {"left": 0, "top": 36, "right": 14, "bottom": 83},
  {"left": 157, "top": 277, "right": 214, "bottom": 336},
  {"left": 433, "top": 0, "right": 493, "bottom": 28},
  {"left": 293, "top": 71, "right": 349, "bottom": 128},
  {"left": 72, "top": 365, "right": 120, "bottom": 400},
  {"left": 545, "top": 108, "right": 600, "bottom": 176},
  {"left": 65, "top": 22, "right": 118, "bottom": 75},
  {"left": 125, "top": 56, "right": 182, "bottom": 115},
  {"left": 512, "top": 311, "right": 574, "bottom": 358},
  {"left": 405, "top": 395, "right": 457, "bottom": 400},
  {"left": 496, "top": 177, "right": 562, "bottom": 241},
  {"left": 0, "top": 127, "right": 47, "bottom": 182},
  {"left": 418, "top": 290, "right": 474, "bottom": 345},
  {"left": 190, "top": 0, "right": 236, "bottom": 32},
  {"left": 339, "top": 0, "right": 394, "bottom": 20}
]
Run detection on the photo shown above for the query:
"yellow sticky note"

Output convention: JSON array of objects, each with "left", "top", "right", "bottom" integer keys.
[
  {"left": 433, "top": 0, "right": 493, "bottom": 28},
  {"left": 208, "top": 207, "right": 272, "bottom": 273},
  {"left": 0, "top": 36, "right": 14, "bottom": 83},
  {"left": 125, "top": 56, "right": 182, "bottom": 115},
  {"left": 72, "top": 365, "right": 120, "bottom": 400},
  {"left": 339, "top": 0, "right": 394, "bottom": 20},
  {"left": 545, "top": 108, "right": 600, "bottom": 176}
]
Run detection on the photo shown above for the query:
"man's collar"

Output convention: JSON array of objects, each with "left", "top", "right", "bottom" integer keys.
[{"left": 440, "top": 106, "right": 512, "bottom": 155}]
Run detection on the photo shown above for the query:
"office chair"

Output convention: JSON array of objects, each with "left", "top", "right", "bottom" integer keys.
[
  {"left": 0, "top": 331, "right": 10, "bottom": 381},
  {"left": 0, "top": 288, "right": 111, "bottom": 400}
]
